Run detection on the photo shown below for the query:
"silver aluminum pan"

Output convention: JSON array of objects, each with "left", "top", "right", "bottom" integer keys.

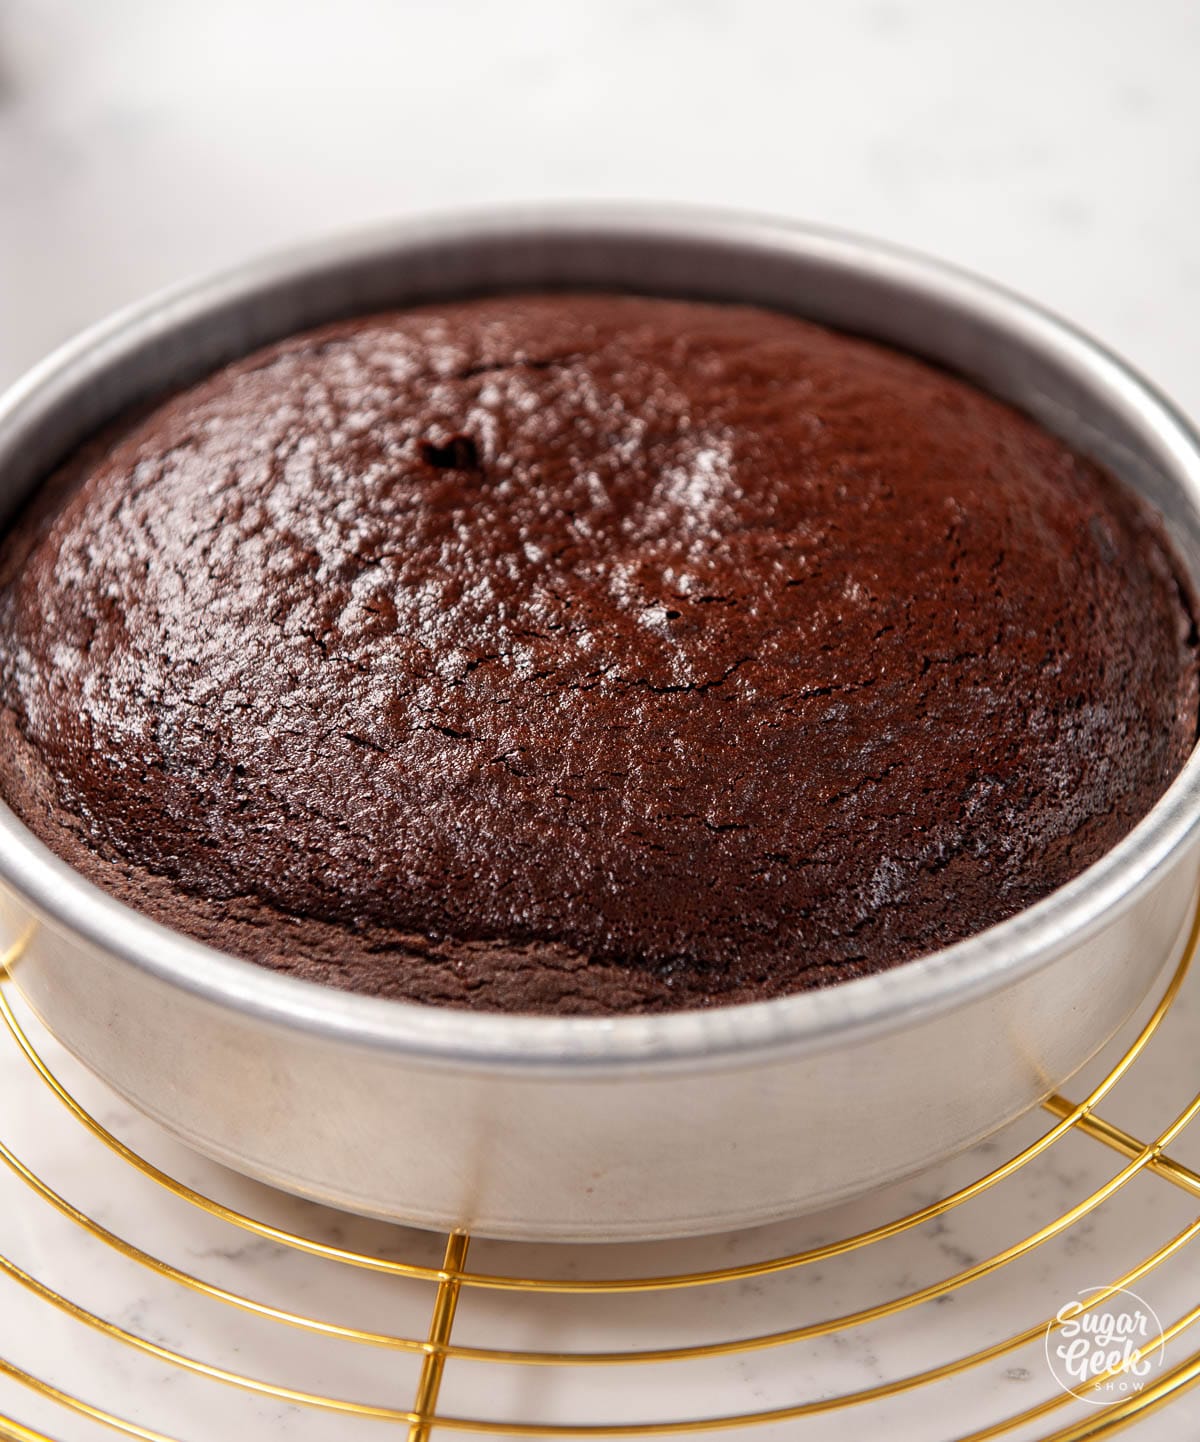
[{"left": 1, "top": 208, "right": 1198, "bottom": 1239}]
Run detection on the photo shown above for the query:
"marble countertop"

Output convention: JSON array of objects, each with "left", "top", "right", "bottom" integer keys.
[
  {"left": 2, "top": 1, "right": 1200, "bottom": 1436},
  {"left": 5, "top": 951, "right": 1200, "bottom": 1441}
]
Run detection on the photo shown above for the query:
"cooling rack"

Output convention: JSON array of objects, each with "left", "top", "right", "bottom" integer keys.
[{"left": 2, "top": 901, "right": 1200, "bottom": 1442}]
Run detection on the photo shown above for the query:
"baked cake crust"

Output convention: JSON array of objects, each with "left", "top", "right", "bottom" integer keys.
[{"left": 0, "top": 294, "right": 1195, "bottom": 1012}]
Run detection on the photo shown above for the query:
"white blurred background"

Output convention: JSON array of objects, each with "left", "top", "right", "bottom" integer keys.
[{"left": 1, "top": 0, "right": 1199, "bottom": 416}]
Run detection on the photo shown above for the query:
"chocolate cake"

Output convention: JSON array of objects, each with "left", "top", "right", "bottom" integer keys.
[{"left": 0, "top": 294, "right": 1195, "bottom": 1013}]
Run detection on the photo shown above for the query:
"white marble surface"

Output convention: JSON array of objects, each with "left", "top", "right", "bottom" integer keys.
[
  {"left": 2, "top": 1, "right": 1200, "bottom": 1437},
  {"left": 4, "top": 966, "right": 1200, "bottom": 1441}
]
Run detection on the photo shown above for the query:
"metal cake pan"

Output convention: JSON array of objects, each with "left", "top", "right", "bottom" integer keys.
[{"left": 0, "top": 207, "right": 1198, "bottom": 1241}]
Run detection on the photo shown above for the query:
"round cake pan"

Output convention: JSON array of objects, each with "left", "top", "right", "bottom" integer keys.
[{"left": 2, "top": 207, "right": 1199, "bottom": 1242}]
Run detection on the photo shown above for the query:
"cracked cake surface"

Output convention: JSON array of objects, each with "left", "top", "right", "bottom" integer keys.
[{"left": 0, "top": 292, "right": 1195, "bottom": 1013}]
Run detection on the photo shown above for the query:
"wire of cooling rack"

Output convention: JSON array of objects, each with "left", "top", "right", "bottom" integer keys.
[{"left": 1, "top": 899, "right": 1200, "bottom": 1441}]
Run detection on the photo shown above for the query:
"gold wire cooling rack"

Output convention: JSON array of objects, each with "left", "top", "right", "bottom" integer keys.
[{"left": 2, "top": 903, "right": 1200, "bottom": 1442}]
